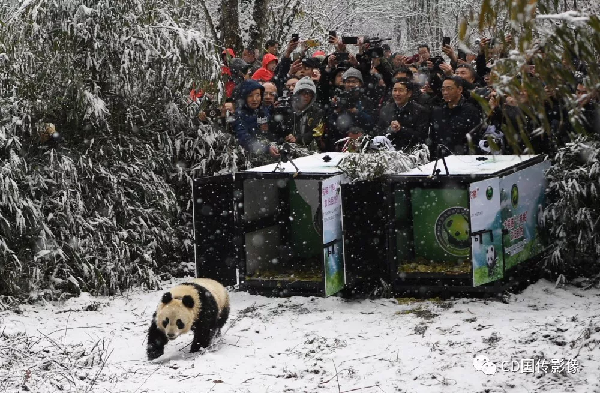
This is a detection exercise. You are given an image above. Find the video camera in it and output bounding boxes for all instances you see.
[363,36,391,58]
[331,90,360,110]
[274,89,297,114]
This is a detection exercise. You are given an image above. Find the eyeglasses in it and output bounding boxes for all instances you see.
[441,86,457,91]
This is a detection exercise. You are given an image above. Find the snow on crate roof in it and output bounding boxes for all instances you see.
[245,152,350,174]
[399,155,542,176]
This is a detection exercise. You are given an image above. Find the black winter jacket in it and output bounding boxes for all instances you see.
[377,100,430,150]
[271,97,325,147]
[430,97,482,157]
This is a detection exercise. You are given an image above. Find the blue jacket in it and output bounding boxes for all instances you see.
[234,80,272,154]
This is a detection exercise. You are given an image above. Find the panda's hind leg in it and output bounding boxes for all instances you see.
[217,306,230,329]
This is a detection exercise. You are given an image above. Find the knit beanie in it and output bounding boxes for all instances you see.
[293,77,317,95]
[342,67,363,84]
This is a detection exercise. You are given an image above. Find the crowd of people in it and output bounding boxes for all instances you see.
[192,34,599,160]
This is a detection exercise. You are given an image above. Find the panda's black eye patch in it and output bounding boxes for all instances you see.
[162,318,169,328]
[176,319,185,329]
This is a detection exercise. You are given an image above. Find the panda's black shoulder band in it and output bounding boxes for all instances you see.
[181,283,218,308]
[181,282,220,325]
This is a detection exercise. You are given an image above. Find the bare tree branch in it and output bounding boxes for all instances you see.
[198,0,219,45]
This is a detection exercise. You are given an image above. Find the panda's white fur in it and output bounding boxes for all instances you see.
[147,278,230,360]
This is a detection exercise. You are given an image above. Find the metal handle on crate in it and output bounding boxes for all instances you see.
[431,145,451,177]
[470,229,494,243]
[323,239,340,255]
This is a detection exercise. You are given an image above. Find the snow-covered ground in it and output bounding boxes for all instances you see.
[1,279,599,393]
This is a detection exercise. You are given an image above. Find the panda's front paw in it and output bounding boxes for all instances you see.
[147,345,164,360]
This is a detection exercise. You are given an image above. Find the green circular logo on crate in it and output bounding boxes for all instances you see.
[435,207,471,257]
[486,186,493,200]
[511,184,519,207]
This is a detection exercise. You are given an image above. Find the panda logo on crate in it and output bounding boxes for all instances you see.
[486,245,497,277]
[146,278,230,360]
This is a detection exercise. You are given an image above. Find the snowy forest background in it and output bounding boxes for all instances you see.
[1,0,600,301]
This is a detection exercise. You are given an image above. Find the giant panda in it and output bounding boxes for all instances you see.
[146,278,230,360]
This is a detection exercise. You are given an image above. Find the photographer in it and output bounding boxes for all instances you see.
[391,52,409,71]
[271,77,325,148]
[355,37,394,88]
[196,99,237,134]
[407,44,431,67]
[418,52,450,110]
[377,78,430,151]
[234,80,279,158]
[284,77,299,95]
[242,46,262,75]
[271,38,300,94]
[229,58,252,100]
[325,67,374,151]
[321,49,352,106]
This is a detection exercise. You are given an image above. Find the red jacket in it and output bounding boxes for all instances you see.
[251,53,278,82]
[221,48,236,97]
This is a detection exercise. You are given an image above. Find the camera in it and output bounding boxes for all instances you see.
[431,55,445,71]
[275,95,293,111]
[205,106,221,119]
[342,36,358,45]
[331,90,359,110]
[334,52,349,62]
[291,34,299,42]
[363,36,391,58]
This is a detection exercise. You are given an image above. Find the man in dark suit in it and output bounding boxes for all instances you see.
[377,78,430,151]
[430,76,482,157]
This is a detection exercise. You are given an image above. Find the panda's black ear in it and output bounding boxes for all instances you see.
[162,292,173,304]
[182,295,195,308]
